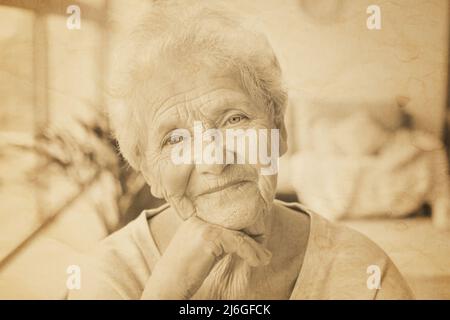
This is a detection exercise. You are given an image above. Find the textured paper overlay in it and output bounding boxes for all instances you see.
[0,0,449,299]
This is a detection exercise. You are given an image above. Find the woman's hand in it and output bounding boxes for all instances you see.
[141,216,271,299]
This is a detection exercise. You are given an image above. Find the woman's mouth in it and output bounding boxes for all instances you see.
[197,180,250,197]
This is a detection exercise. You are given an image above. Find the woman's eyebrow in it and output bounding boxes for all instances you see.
[150,95,253,137]
[151,111,184,142]
[152,88,229,122]
[155,120,181,140]
[200,99,253,118]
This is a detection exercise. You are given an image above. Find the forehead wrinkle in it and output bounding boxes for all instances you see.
[152,89,244,133]
[151,95,220,131]
[198,92,249,116]
[152,88,227,123]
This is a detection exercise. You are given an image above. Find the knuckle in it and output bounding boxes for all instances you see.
[201,226,221,242]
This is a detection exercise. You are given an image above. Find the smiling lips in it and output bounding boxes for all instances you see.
[197,180,251,197]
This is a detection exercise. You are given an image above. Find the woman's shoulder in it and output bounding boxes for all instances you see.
[68,207,168,299]
[276,200,414,299]
[276,199,390,260]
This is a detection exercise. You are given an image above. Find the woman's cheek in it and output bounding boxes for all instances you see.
[158,159,194,197]
[257,174,277,207]
[158,159,197,219]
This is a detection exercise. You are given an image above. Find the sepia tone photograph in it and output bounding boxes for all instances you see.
[0,0,449,302]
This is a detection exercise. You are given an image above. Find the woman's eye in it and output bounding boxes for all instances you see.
[226,114,247,125]
[165,134,184,146]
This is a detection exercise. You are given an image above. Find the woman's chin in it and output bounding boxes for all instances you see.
[194,184,267,230]
[197,205,264,230]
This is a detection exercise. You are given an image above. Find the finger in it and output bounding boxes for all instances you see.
[169,195,196,220]
[242,236,272,264]
[218,229,272,267]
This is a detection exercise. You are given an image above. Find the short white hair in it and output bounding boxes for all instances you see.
[108,0,288,170]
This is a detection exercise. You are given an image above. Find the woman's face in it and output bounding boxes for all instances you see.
[139,73,281,235]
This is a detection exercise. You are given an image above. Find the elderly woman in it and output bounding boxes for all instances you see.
[69,1,413,299]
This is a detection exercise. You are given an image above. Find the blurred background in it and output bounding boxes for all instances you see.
[0,0,449,299]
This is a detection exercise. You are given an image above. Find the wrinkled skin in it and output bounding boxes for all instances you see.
[137,72,299,299]
[139,74,281,238]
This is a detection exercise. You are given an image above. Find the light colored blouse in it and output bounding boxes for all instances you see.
[68,200,414,299]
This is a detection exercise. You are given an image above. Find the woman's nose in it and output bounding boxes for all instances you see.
[195,163,228,175]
